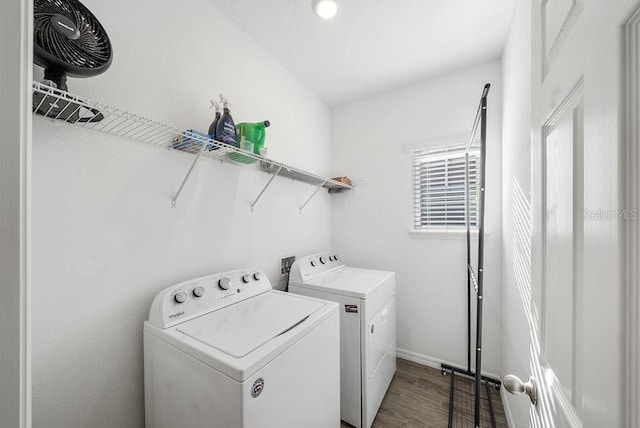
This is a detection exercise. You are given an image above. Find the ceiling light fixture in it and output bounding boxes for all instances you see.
[312,0,338,19]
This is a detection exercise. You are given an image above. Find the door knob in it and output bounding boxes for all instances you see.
[503,375,538,405]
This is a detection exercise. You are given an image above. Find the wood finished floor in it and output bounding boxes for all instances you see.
[340,359,508,428]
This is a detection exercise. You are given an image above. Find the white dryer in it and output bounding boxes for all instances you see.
[144,269,340,428]
[289,253,396,428]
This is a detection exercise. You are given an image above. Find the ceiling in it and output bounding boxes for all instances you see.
[209,0,516,107]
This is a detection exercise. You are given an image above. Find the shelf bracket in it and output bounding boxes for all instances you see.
[250,166,283,211]
[299,181,326,212]
[171,137,210,208]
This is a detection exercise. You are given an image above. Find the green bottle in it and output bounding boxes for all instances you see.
[235,120,270,154]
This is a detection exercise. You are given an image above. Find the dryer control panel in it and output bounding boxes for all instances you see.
[289,252,345,283]
[147,269,272,329]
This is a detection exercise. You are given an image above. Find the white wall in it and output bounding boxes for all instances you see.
[331,61,503,375]
[500,0,531,425]
[31,0,333,426]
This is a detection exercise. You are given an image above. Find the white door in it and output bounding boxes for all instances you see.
[505,0,640,426]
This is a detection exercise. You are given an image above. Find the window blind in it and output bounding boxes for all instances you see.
[412,144,480,229]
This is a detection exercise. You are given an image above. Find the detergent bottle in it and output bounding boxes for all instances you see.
[215,95,237,147]
[235,120,270,154]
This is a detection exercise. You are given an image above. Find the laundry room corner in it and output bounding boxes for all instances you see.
[30,0,336,426]
[330,60,504,376]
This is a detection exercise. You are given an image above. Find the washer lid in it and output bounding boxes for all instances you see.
[291,267,395,299]
[176,291,324,358]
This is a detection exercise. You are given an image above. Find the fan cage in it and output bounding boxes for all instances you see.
[33,0,112,77]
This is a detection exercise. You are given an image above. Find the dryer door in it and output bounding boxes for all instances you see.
[366,295,396,379]
[364,295,396,427]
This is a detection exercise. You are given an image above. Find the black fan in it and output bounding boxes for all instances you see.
[33,0,113,122]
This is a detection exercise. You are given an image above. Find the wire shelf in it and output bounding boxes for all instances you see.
[32,81,351,208]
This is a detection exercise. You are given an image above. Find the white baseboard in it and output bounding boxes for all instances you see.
[396,348,446,370]
[500,384,516,428]
[396,347,501,380]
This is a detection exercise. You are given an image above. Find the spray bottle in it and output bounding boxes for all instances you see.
[215,94,237,147]
[208,99,221,140]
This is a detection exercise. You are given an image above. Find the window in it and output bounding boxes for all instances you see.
[412,144,480,230]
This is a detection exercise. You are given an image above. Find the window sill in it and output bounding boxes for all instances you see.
[409,229,491,240]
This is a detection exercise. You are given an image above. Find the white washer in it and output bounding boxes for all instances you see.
[144,269,340,428]
[289,253,396,428]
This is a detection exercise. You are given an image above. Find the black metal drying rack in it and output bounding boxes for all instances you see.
[441,84,501,428]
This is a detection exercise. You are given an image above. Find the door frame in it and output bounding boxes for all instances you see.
[625,6,640,428]
[0,0,32,426]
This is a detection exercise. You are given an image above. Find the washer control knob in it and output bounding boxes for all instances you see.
[310,260,316,267]
[241,274,251,283]
[334,255,339,261]
[193,286,204,298]
[174,291,187,304]
[218,277,231,290]
[253,272,262,281]
[320,256,326,264]
[329,256,334,261]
